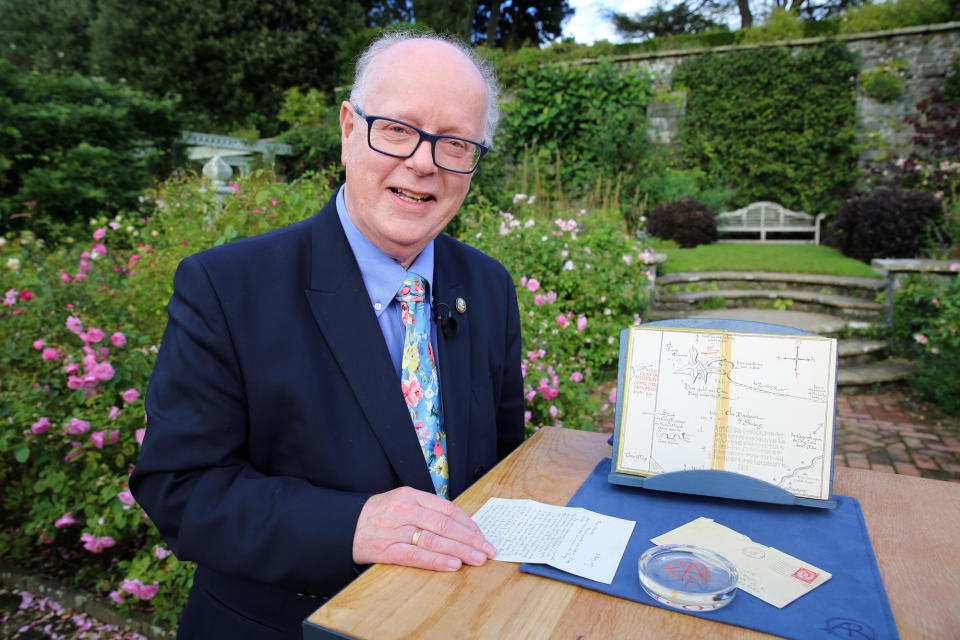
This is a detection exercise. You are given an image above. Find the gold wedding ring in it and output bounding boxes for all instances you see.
[411,528,423,546]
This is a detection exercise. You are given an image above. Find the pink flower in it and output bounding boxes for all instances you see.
[90,431,106,449]
[67,375,85,389]
[84,327,105,343]
[914,333,929,345]
[524,410,532,423]
[54,512,77,528]
[80,532,116,553]
[31,417,51,434]
[33,339,44,350]
[570,372,584,382]
[548,405,558,418]
[526,278,540,292]
[108,591,124,604]
[108,406,121,419]
[117,490,135,505]
[400,378,423,407]
[576,316,588,331]
[41,348,58,361]
[121,388,139,403]
[92,227,106,240]
[534,294,547,306]
[63,362,80,374]
[91,243,107,256]
[18,290,33,301]
[546,291,558,304]
[271,199,278,207]
[136,428,146,446]
[556,314,569,329]
[60,272,73,283]
[608,388,618,404]
[155,546,171,560]
[110,332,126,347]
[92,362,115,381]
[109,429,119,445]
[121,578,159,600]
[932,347,940,354]
[66,418,91,435]
[65,316,83,334]
[950,262,959,272]
[64,442,82,463]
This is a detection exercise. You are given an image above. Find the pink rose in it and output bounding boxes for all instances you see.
[608,388,617,404]
[60,272,73,283]
[526,278,540,292]
[63,362,80,374]
[524,410,532,424]
[67,375,85,389]
[84,327,105,343]
[117,490,135,505]
[92,227,106,240]
[18,290,33,301]
[155,547,171,560]
[31,417,51,434]
[110,332,126,347]
[32,339,44,350]
[41,348,58,361]
[81,533,116,553]
[109,429,119,445]
[556,314,569,329]
[108,406,121,419]
[92,362,115,381]
[66,418,90,435]
[546,291,558,304]
[576,316,588,331]
[400,378,423,408]
[570,372,584,382]
[135,428,146,446]
[90,431,106,449]
[534,294,546,306]
[108,591,124,604]
[65,316,83,334]
[54,512,77,528]
[91,242,106,256]
[122,388,139,403]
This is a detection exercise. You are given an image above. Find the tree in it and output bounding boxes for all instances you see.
[474,1,574,48]
[0,0,96,73]
[611,1,723,39]
[87,0,367,133]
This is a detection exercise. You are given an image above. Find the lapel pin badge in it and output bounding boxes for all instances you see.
[455,297,467,314]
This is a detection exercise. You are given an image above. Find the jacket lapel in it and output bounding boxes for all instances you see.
[433,235,471,498]
[303,196,434,493]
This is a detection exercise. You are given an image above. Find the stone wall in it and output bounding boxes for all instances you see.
[572,22,960,166]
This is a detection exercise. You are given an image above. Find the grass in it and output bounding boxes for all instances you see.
[661,244,884,277]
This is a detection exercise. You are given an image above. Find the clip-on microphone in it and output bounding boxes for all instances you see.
[432,301,459,338]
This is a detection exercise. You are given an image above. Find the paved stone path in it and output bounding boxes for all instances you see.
[835,387,960,483]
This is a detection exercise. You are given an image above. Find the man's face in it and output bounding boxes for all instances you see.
[340,40,488,267]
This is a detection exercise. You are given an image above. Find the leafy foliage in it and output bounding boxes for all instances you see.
[496,60,653,204]
[839,0,955,33]
[861,59,907,103]
[674,41,860,215]
[647,198,718,248]
[890,271,960,414]
[610,2,724,39]
[833,189,944,262]
[740,7,804,43]
[0,61,181,239]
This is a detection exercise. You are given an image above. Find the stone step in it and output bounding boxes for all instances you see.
[653,288,883,320]
[838,358,915,386]
[839,338,890,365]
[656,271,884,299]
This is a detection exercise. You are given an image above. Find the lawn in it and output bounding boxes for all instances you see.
[660,244,884,277]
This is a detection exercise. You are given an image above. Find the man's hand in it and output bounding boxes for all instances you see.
[352,486,497,571]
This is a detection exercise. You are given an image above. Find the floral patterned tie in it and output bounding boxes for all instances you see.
[395,273,448,497]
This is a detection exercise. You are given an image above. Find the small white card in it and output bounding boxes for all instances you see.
[472,497,635,584]
[651,517,832,608]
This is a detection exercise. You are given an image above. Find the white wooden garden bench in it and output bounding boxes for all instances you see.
[716,201,825,244]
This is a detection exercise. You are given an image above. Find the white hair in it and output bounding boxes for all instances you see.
[349,30,500,147]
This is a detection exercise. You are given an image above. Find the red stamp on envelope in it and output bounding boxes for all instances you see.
[793,567,819,583]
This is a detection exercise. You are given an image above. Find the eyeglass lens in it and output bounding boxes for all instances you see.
[368,118,481,172]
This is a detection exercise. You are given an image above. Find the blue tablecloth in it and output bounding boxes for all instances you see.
[520,458,898,640]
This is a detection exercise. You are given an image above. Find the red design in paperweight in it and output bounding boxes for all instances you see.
[666,558,710,582]
[793,567,819,583]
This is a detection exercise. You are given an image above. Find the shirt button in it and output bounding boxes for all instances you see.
[374,302,382,311]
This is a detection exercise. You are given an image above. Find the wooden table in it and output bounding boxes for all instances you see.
[305,427,960,639]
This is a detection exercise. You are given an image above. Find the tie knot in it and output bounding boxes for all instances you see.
[395,273,427,303]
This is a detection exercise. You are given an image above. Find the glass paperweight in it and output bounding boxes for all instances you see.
[638,544,738,612]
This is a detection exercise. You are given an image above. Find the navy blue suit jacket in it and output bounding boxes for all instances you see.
[130,193,524,639]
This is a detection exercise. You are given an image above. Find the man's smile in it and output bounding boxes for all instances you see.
[390,187,434,203]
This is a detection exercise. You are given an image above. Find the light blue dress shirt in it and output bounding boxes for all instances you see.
[335,186,439,378]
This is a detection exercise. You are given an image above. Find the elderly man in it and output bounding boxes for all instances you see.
[130,32,524,639]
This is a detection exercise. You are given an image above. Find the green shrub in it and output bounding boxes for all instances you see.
[839,0,953,33]
[834,189,944,262]
[740,8,804,44]
[890,271,960,414]
[646,198,717,248]
[0,61,181,240]
[674,41,859,215]
[461,199,657,432]
[0,168,336,625]
[861,60,907,103]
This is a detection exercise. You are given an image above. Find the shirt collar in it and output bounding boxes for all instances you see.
[336,186,435,317]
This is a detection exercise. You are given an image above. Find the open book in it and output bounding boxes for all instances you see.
[611,326,838,503]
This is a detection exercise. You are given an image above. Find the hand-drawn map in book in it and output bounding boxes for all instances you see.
[614,326,838,501]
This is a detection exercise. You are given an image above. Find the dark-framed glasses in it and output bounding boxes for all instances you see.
[352,104,488,174]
